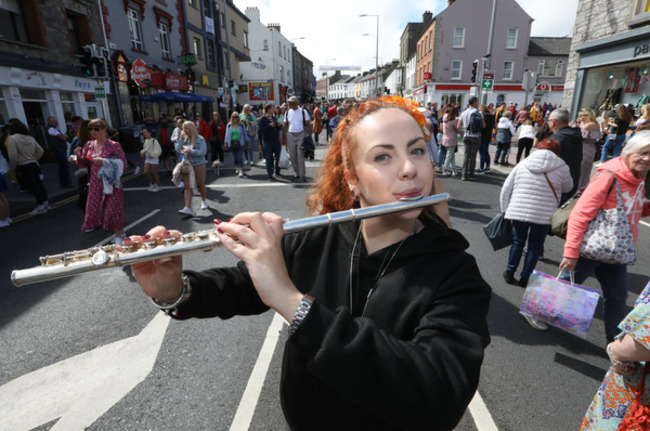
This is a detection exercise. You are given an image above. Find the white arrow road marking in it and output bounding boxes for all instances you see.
[0,312,170,431]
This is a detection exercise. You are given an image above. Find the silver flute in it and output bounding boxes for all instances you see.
[11,193,450,286]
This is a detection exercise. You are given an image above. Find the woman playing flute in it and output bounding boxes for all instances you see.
[131,97,491,431]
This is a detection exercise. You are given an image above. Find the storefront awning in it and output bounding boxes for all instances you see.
[140,91,214,103]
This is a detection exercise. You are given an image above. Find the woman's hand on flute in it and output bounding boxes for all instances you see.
[216,213,303,322]
[130,226,185,304]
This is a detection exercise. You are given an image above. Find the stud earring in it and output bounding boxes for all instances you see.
[350,188,359,201]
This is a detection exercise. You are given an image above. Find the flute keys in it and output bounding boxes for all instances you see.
[142,235,158,249]
[91,250,110,266]
[162,231,180,245]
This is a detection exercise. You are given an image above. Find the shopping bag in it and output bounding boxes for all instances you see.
[279,146,290,169]
[519,270,600,338]
[482,212,512,251]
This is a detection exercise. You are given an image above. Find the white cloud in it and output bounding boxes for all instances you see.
[232,0,579,78]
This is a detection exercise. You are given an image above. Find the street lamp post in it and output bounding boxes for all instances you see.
[360,14,379,98]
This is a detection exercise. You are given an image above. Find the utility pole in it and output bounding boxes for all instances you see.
[484,0,498,105]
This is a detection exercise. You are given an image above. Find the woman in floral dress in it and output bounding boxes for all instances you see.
[581,280,650,430]
[73,118,127,244]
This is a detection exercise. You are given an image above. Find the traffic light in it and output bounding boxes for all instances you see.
[80,45,94,78]
[424,84,428,94]
[471,60,478,83]
[94,46,109,79]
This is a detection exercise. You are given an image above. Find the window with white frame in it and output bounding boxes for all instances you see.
[127,7,143,50]
[207,41,215,67]
[263,39,268,50]
[159,20,171,59]
[503,61,513,80]
[231,20,236,36]
[453,27,465,48]
[537,59,564,77]
[506,28,518,49]
[0,0,28,43]
[243,31,248,48]
[451,60,462,79]
[634,0,650,15]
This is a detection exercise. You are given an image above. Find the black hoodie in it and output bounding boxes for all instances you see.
[179,219,492,431]
[550,125,583,197]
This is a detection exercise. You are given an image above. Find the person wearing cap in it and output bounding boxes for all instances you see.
[282,96,311,182]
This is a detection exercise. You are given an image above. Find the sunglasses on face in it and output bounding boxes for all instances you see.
[90,127,102,132]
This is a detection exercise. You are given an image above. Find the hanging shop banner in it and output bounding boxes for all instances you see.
[249,80,274,101]
[131,59,151,88]
[165,73,188,91]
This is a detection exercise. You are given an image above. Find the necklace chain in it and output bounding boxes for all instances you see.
[349,223,413,316]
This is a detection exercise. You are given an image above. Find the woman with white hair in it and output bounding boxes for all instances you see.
[177,121,208,216]
[560,130,650,342]
[241,104,258,165]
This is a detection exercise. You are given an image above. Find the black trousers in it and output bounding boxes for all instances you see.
[17,162,48,205]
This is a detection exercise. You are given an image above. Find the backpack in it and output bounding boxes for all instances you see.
[467,110,483,134]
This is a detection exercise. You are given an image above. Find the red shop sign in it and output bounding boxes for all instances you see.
[165,73,188,91]
[131,59,151,88]
[423,72,432,81]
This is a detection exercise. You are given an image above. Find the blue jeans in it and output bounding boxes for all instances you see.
[507,221,550,280]
[478,138,491,170]
[600,133,626,161]
[244,136,255,162]
[54,148,72,186]
[438,145,447,167]
[231,148,243,167]
[495,141,510,164]
[263,139,281,178]
[560,257,628,342]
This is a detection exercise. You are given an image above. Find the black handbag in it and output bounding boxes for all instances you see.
[301,135,315,158]
[483,212,513,251]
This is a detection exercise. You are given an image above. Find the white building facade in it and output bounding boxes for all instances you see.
[239,8,293,106]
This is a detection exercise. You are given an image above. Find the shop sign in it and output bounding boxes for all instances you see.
[131,59,151,88]
[634,43,650,58]
[201,75,209,86]
[413,87,424,95]
[95,86,105,99]
[536,81,552,92]
[251,62,266,70]
[423,72,432,81]
[181,54,196,65]
[249,81,274,101]
[238,84,248,92]
[164,73,188,91]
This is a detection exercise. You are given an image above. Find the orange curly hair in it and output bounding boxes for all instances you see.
[306,97,431,215]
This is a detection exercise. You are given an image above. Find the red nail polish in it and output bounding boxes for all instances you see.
[217,228,224,234]
[226,218,232,222]
[143,234,151,239]
[164,230,171,235]
[213,219,222,225]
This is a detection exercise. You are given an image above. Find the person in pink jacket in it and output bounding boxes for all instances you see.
[559,131,650,342]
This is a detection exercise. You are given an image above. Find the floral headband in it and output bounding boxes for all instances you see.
[378,95,427,130]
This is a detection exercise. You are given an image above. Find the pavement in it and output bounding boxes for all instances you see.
[0,138,516,221]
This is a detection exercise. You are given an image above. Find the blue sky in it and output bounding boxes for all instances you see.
[232,0,579,76]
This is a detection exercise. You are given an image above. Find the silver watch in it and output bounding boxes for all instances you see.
[288,294,315,335]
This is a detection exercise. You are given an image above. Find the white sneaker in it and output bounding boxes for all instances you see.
[178,207,194,216]
[244,160,251,166]
[238,170,244,177]
[29,205,47,216]
[0,220,10,228]
[522,314,549,331]
[152,184,162,192]
[200,201,209,210]
[148,184,154,192]
[43,200,51,209]
[176,181,185,188]
[134,167,141,174]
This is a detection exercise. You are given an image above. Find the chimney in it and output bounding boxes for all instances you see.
[423,10,433,22]
[268,23,281,32]
[245,7,260,23]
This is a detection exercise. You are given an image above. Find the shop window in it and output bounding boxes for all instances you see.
[128,7,144,51]
[429,30,433,51]
[503,61,514,80]
[159,20,171,59]
[0,0,28,43]
[453,27,465,48]
[506,28,518,49]
[537,59,563,77]
[451,60,462,80]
